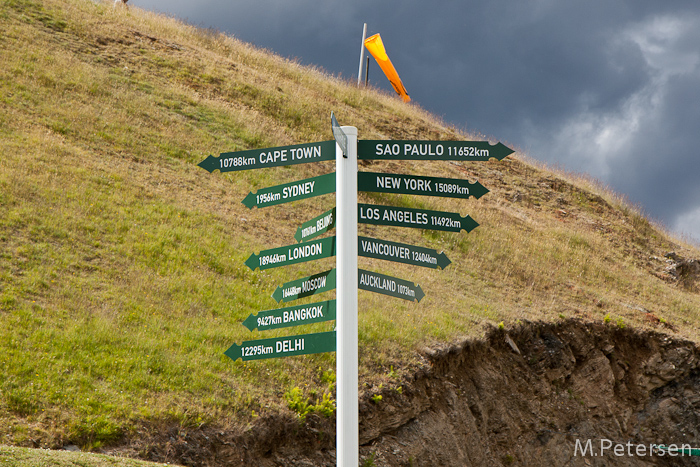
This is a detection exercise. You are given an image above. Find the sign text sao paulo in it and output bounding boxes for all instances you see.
[358,140,514,161]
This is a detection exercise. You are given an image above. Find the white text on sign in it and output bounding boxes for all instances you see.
[373,143,489,158]
[260,146,323,164]
[359,206,429,225]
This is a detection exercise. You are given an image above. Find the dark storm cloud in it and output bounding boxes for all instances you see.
[608,70,700,232]
[390,1,655,133]
[136,0,700,242]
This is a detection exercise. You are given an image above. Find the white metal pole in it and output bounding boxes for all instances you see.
[336,126,358,467]
[357,23,367,86]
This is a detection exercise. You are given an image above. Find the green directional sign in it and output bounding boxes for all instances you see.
[224,331,336,361]
[198,141,335,173]
[358,269,425,302]
[358,172,488,199]
[246,237,336,270]
[242,173,335,209]
[294,208,336,243]
[358,236,450,269]
[358,140,514,161]
[242,300,336,331]
[271,269,336,303]
[358,203,479,233]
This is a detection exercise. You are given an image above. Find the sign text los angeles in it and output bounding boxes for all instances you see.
[358,203,478,233]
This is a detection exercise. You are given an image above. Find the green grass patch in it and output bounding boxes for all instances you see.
[0,445,178,467]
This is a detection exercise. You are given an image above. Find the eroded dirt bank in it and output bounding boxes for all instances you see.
[117,320,700,466]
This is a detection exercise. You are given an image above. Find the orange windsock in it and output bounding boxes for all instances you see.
[364,33,410,102]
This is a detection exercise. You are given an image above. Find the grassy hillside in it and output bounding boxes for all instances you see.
[0,445,177,467]
[1,0,699,458]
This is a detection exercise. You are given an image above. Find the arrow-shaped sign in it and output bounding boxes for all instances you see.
[242,173,335,209]
[358,140,514,161]
[224,331,336,361]
[358,172,488,200]
[358,269,425,302]
[198,141,335,173]
[358,203,479,233]
[245,237,336,270]
[358,236,451,269]
[271,269,336,303]
[294,208,336,243]
[242,300,337,331]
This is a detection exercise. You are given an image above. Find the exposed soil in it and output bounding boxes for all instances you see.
[105,319,700,466]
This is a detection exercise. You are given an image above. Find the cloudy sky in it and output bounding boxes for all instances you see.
[137,0,700,244]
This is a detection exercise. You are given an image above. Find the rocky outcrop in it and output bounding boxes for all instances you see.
[359,321,700,466]
[665,252,700,291]
[111,320,700,466]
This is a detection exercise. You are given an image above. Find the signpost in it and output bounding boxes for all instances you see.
[197,115,513,467]
[358,203,479,233]
[242,300,336,332]
[241,173,335,209]
[358,172,489,199]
